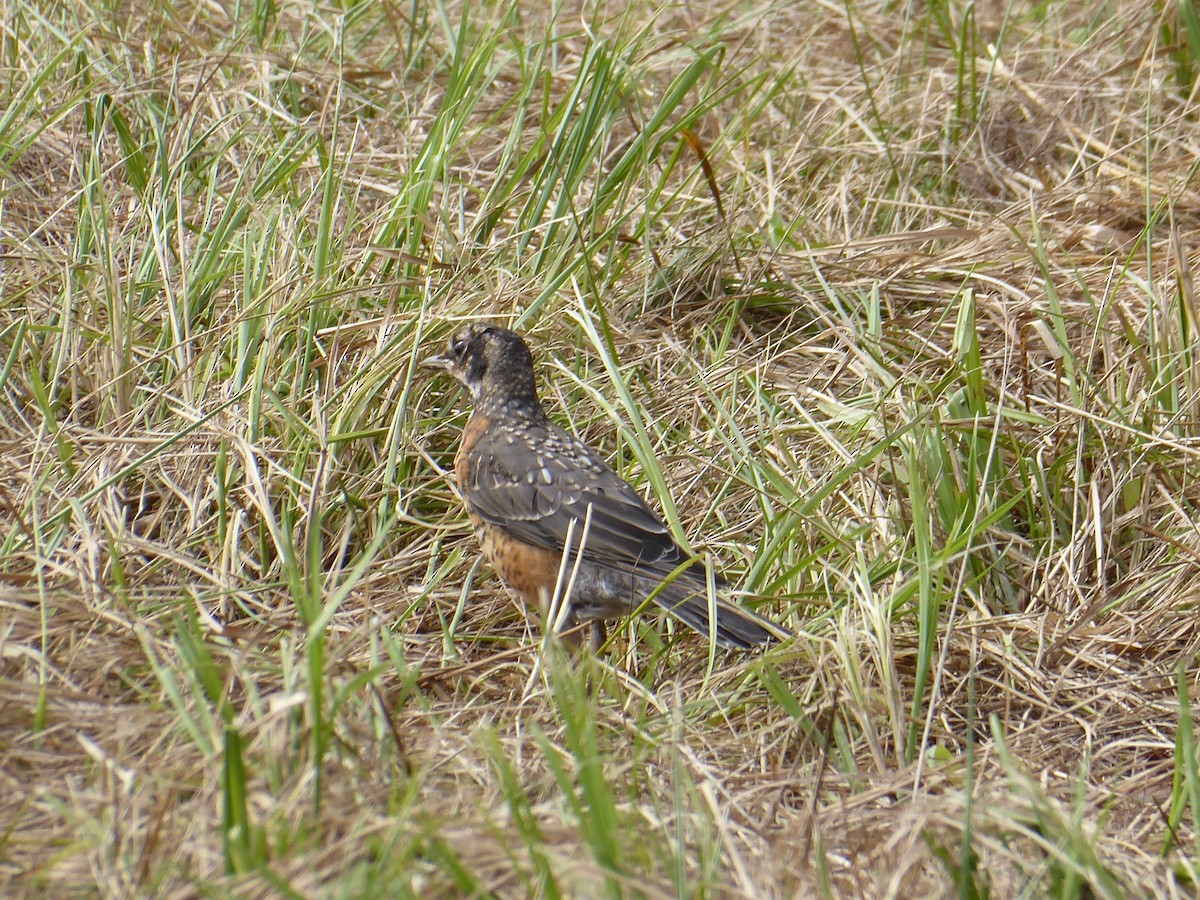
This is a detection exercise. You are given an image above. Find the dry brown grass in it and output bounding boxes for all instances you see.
[3,0,1200,896]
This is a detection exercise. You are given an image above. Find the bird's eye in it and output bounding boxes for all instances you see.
[450,337,469,358]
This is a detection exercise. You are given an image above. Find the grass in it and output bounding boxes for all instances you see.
[2,0,1199,895]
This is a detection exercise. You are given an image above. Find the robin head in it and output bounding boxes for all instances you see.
[422,322,538,406]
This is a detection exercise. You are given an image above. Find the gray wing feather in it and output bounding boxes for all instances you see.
[462,420,789,648]
[463,425,706,582]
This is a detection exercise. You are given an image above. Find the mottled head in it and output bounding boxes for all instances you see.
[422,322,539,407]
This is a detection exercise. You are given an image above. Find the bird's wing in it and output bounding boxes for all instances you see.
[462,427,701,581]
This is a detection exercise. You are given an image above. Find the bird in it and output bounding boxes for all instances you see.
[422,321,790,650]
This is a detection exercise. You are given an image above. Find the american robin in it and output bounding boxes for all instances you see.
[423,322,790,650]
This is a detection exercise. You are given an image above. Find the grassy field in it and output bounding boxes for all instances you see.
[2,0,1199,895]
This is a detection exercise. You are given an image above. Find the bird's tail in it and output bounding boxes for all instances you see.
[651,577,791,650]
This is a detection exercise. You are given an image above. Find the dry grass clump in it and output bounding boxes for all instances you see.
[3,0,1200,895]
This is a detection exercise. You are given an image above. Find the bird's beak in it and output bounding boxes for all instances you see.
[420,352,453,371]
